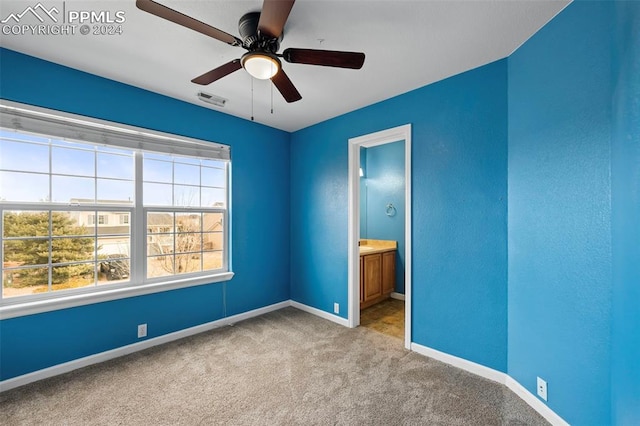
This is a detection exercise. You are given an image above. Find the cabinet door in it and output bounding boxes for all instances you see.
[382,251,396,294]
[360,256,364,303]
[363,253,382,301]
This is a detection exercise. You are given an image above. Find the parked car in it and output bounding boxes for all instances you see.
[100,255,130,281]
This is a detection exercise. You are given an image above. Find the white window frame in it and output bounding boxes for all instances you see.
[0,101,233,320]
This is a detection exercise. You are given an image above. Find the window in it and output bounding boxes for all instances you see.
[0,101,231,312]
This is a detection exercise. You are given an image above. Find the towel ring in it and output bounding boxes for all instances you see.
[385,203,397,217]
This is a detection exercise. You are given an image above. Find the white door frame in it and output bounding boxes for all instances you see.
[348,124,412,349]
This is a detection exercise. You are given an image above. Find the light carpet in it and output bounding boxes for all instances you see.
[1,307,549,425]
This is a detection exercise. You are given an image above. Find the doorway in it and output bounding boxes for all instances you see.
[348,124,412,349]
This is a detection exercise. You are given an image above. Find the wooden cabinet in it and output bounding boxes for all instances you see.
[363,253,382,302]
[360,250,396,309]
[359,256,364,303]
[382,251,396,295]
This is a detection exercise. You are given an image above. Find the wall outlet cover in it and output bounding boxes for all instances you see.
[137,323,147,338]
[537,377,548,401]
[333,303,339,314]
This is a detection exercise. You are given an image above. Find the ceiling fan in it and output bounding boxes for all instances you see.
[136,0,366,103]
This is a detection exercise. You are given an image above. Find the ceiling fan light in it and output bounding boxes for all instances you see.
[242,52,280,80]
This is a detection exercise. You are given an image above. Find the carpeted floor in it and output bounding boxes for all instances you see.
[1,307,549,425]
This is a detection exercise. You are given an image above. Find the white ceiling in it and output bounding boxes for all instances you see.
[0,0,569,132]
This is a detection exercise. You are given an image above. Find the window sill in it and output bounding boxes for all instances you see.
[0,272,234,320]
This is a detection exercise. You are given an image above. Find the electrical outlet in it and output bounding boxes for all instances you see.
[137,323,147,338]
[333,303,339,314]
[537,377,548,401]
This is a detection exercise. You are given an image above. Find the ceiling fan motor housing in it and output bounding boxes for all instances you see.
[238,12,281,52]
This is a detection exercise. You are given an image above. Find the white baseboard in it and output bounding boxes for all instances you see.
[390,292,405,301]
[505,376,570,426]
[410,343,569,426]
[289,300,350,327]
[411,342,508,384]
[0,300,290,392]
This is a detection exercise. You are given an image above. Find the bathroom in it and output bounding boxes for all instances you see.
[359,140,405,339]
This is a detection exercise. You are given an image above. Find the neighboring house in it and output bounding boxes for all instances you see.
[69,198,132,257]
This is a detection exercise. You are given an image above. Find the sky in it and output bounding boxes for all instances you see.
[0,129,226,207]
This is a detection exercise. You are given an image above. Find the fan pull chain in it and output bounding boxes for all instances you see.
[251,77,254,121]
[271,81,274,115]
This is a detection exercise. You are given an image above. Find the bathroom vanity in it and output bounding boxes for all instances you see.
[359,239,396,309]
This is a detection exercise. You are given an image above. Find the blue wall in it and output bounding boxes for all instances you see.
[0,48,291,380]
[2,3,638,424]
[611,1,640,424]
[291,60,509,372]
[508,2,615,424]
[361,142,406,293]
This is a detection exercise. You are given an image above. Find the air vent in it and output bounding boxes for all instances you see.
[197,92,227,107]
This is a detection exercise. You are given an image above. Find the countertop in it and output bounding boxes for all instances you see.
[359,239,397,256]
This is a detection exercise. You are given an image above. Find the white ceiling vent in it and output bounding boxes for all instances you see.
[197,92,227,107]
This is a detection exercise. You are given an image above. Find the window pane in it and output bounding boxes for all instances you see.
[3,238,49,266]
[97,153,134,180]
[0,129,49,144]
[3,211,50,237]
[52,146,95,176]
[147,255,174,278]
[202,159,225,169]
[203,232,224,251]
[143,158,172,183]
[98,236,131,260]
[201,187,226,207]
[174,163,199,185]
[174,185,199,207]
[147,212,174,234]
[203,251,223,271]
[69,211,97,232]
[97,179,134,204]
[203,213,223,232]
[176,213,201,232]
[98,255,130,283]
[144,182,172,206]
[176,253,201,274]
[50,139,86,149]
[3,266,49,298]
[0,140,49,173]
[174,157,200,166]
[52,175,95,203]
[201,166,225,188]
[52,211,94,236]
[147,234,173,256]
[52,237,96,263]
[51,263,95,292]
[94,211,131,236]
[175,233,202,253]
[0,171,49,202]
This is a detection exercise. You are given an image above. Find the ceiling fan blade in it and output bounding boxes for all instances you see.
[136,0,242,46]
[192,59,242,85]
[271,69,302,103]
[283,48,365,69]
[258,0,295,39]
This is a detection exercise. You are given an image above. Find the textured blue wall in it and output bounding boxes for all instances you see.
[362,142,406,293]
[507,3,613,424]
[611,1,640,424]
[291,60,508,372]
[0,49,291,380]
